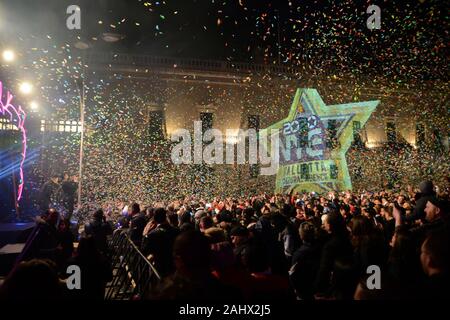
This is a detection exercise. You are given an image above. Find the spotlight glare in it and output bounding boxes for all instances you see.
[2,49,15,62]
[19,82,33,94]
[30,101,39,111]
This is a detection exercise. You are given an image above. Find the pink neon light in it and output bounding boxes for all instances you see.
[0,81,27,201]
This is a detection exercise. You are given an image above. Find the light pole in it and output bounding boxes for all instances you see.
[73,35,123,212]
[76,74,85,211]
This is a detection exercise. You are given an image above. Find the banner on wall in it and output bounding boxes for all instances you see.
[259,88,380,194]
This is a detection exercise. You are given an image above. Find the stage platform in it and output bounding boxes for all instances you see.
[0,222,34,232]
[0,222,35,247]
[0,223,34,276]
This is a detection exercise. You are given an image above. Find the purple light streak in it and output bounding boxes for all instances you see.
[0,81,27,201]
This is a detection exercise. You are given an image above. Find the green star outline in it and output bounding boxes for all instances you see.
[260,88,380,193]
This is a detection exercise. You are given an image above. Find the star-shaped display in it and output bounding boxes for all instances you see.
[260,88,380,193]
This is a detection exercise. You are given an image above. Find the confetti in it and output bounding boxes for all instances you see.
[0,0,446,211]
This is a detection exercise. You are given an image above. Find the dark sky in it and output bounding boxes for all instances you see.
[0,0,447,80]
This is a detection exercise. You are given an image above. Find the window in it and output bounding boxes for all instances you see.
[352,120,363,146]
[247,115,260,131]
[0,118,18,131]
[297,117,309,147]
[40,119,81,132]
[200,112,214,144]
[416,123,425,147]
[386,121,396,144]
[200,112,213,133]
[330,164,338,179]
[248,115,260,177]
[431,128,444,151]
[148,110,165,140]
[353,121,361,138]
[326,119,338,149]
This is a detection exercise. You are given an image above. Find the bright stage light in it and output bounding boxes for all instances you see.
[19,82,33,94]
[225,135,239,145]
[30,101,39,111]
[2,49,15,62]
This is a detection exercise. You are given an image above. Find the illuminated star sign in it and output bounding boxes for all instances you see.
[260,88,379,193]
[0,81,27,201]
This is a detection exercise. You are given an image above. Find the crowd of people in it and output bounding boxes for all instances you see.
[38,172,78,219]
[0,179,449,300]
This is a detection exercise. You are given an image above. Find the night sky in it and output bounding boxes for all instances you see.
[0,0,447,81]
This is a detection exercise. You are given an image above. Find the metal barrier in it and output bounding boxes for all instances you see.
[105,230,161,300]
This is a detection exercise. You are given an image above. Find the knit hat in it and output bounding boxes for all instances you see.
[419,180,434,195]
[428,197,449,216]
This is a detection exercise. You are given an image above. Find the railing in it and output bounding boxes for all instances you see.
[105,230,161,300]
[84,52,445,92]
[85,51,304,76]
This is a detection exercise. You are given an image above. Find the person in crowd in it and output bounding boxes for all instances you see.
[141,207,179,277]
[290,222,321,300]
[241,207,258,228]
[84,209,113,254]
[339,204,353,224]
[0,259,64,300]
[216,210,234,237]
[7,175,450,301]
[179,209,195,232]
[408,180,437,223]
[65,236,113,299]
[270,213,300,265]
[314,211,356,299]
[39,174,60,212]
[291,203,305,230]
[380,205,396,243]
[254,204,273,243]
[350,215,389,277]
[151,230,239,300]
[194,207,207,230]
[199,215,214,232]
[61,173,78,219]
[241,242,295,300]
[56,218,74,271]
[21,208,61,262]
[129,206,148,246]
[394,195,449,243]
[207,227,255,300]
[230,225,251,268]
[386,226,424,298]
[143,207,157,236]
[167,212,180,230]
[420,230,450,299]
[117,203,140,229]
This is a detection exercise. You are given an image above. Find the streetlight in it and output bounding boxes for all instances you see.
[73,35,124,210]
[19,82,33,95]
[2,49,15,62]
